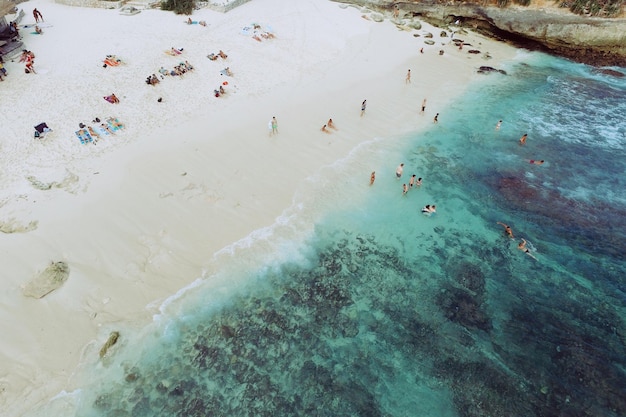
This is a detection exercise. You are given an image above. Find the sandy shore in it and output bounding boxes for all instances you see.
[0,0,518,415]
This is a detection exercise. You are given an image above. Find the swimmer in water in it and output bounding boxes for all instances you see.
[497,221,514,238]
[529,159,545,165]
[518,238,537,260]
[421,204,436,214]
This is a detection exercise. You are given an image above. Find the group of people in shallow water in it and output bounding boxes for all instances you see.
[493,123,544,260]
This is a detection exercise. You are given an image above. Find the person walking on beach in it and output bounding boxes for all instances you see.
[321,124,330,133]
[361,99,367,117]
[519,133,527,145]
[327,118,337,130]
[497,222,514,238]
[33,8,43,23]
[433,113,439,123]
[420,98,427,114]
[370,171,376,186]
[518,238,537,260]
[406,69,411,84]
[396,163,404,179]
[271,117,278,135]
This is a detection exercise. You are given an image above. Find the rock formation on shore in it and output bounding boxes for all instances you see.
[333,0,626,67]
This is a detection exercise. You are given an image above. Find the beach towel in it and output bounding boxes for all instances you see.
[75,129,93,144]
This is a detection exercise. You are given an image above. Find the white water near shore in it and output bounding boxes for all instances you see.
[0,1,519,415]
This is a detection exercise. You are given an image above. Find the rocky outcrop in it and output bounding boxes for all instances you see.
[333,0,626,67]
[22,261,70,299]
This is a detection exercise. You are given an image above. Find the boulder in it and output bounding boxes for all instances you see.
[99,331,120,358]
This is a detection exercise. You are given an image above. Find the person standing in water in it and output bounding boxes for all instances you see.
[396,163,404,179]
[519,133,528,145]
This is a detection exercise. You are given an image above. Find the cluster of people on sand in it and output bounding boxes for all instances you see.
[157,61,194,78]
[207,50,228,61]
[19,50,36,74]
[214,83,228,98]
[103,55,123,68]
[75,117,124,144]
[186,17,207,26]
[320,119,337,133]
[166,47,184,56]
[146,74,160,85]
[8,21,19,39]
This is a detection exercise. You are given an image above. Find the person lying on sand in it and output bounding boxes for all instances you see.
[220,67,233,76]
[107,117,124,129]
[218,50,228,59]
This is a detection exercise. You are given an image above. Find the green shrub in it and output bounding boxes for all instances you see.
[161,0,194,15]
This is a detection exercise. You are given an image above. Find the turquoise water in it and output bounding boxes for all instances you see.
[63,52,625,417]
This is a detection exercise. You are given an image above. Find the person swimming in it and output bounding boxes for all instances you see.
[497,221,514,238]
[421,204,436,214]
[518,238,537,260]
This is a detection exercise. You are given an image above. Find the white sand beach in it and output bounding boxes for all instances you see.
[0,0,518,415]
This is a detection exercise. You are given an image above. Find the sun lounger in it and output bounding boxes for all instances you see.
[75,129,93,144]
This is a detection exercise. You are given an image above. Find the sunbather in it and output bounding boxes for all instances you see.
[87,126,100,139]
[107,117,124,129]
[220,67,233,77]
[100,123,115,135]
[218,50,228,59]
[207,53,218,61]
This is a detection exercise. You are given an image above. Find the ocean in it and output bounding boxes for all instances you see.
[41,51,625,417]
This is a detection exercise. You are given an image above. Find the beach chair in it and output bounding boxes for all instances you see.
[34,122,52,139]
[75,129,93,144]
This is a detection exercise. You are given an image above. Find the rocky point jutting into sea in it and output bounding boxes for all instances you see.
[333,0,626,68]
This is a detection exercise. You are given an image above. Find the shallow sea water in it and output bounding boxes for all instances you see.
[49,52,625,417]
